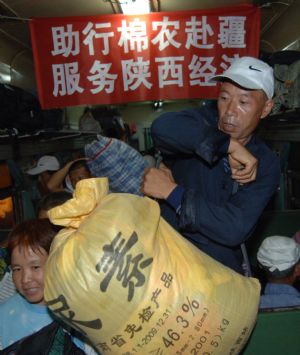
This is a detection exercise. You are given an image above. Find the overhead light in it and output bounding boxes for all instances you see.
[120,0,150,15]
[152,100,163,110]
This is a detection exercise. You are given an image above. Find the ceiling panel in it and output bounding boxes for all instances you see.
[0,0,297,51]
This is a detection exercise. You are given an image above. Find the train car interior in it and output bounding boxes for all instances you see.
[0,1,300,354]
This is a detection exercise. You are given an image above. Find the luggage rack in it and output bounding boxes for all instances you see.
[0,129,97,160]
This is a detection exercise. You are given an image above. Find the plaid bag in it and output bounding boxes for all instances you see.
[85,136,147,195]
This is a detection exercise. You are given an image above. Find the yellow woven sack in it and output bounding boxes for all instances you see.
[45,178,260,355]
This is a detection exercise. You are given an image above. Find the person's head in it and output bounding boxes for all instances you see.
[211,56,274,145]
[37,191,73,219]
[257,235,300,284]
[68,160,91,188]
[8,219,57,305]
[26,155,60,186]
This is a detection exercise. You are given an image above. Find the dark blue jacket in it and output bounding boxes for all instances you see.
[151,106,280,274]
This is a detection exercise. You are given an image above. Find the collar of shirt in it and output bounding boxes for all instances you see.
[264,283,300,296]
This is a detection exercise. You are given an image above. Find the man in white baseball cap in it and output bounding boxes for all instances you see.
[26,155,60,196]
[142,56,280,275]
[257,236,300,309]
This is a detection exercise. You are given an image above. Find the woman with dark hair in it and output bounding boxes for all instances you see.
[0,219,97,354]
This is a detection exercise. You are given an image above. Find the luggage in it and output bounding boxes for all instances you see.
[0,84,63,134]
[45,178,261,355]
[85,135,147,195]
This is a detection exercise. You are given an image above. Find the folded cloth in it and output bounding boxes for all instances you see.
[85,135,147,195]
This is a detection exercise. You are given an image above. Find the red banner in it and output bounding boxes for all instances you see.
[29,4,260,109]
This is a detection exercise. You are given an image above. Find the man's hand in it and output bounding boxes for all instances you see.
[228,138,258,184]
[142,163,177,199]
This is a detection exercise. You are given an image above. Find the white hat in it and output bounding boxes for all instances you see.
[257,236,300,272]
[211,56,274,99]
[26,155,60,175]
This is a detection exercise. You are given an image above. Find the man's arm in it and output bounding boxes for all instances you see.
[151,107,230,164]
[228,138,258,183]
[152,107,256,184]
[142,139,258,198]
[178,156,280,246]
[47,158,87,192]
[46,161,74,192]
[143,155,279,246]
[142,163,177,199]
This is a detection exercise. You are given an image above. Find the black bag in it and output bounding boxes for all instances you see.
[0,84,63,134]
[0,84,19,130]
[0,321,85,355]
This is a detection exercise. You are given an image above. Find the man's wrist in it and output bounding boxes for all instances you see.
[162,182,177,200]
[228,137,239,154]
[166,185,184,212]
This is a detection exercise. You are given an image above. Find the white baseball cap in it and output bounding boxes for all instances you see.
[257,236,300,272]
[26,155,60,175]
[211,56,274,99]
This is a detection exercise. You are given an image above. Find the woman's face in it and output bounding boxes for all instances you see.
[11,245,48,305]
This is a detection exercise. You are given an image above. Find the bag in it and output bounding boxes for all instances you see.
[0,322,85,355]
[85,135,147,195]
[0,84,63,134]
[79,110,101,133]
[45,178,260,355]
[42,109,63,131]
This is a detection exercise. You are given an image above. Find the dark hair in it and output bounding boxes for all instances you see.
[68,160,90,174]
[7,219,57,256]
[259,262,298,280]
[38,191,72,212]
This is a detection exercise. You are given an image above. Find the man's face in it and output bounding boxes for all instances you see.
[38,171,51,185]
[69,166,91,188]
[217,82,273,145]
[11,245,48,304]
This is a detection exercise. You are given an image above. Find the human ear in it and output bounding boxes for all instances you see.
[260,99,274,119]
[294,263,300,278]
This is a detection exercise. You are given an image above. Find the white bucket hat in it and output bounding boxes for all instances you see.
[257,236,300,272]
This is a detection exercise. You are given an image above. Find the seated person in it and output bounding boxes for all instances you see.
[1,191,71,304]
[68,160,92,191]
[26,155,61,196]
[47,159,91,193]
[257,235,300,309]
[0,219,97,353]
[37,190,72,219]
